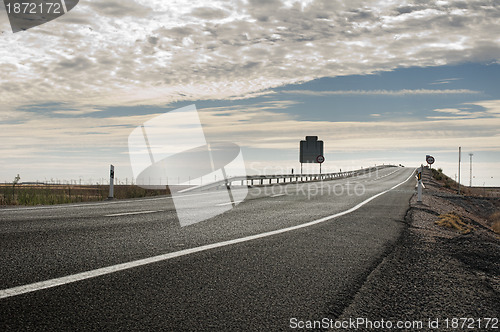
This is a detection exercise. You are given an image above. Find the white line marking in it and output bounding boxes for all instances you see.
[105,210,162,217]
[215,200,243,206]
[271,194,286,197]
[0,169,414,300]
[178,186,201,193]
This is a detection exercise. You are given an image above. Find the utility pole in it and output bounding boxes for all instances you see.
[458,147,461,194]
[108,165,115,199]
[469,153,473,187]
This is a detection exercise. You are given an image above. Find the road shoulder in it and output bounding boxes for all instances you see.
[337,169,500,329]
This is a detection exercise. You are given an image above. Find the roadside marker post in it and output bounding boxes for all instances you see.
[417,164,423,203]
[108,165,115,199]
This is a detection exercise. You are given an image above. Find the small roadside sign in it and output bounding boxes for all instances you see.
[426,155,435,165]
[316,155,325,163]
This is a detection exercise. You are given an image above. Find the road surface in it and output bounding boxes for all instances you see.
[1,166,415,330]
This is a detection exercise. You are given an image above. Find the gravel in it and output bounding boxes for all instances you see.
[336,168,500,331]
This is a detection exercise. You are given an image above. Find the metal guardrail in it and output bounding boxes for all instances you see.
[180,165,396,193]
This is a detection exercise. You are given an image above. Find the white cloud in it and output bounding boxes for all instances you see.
[3,99,498,161]
[1,98,499,182]
[429,99,500,119]
[429,77,462,85]
[470,99,500,115]
[280,89,481,96]
[52,107,104,115]
[1,0,499,110]
[195,100,500,153]
[1,1,499,183]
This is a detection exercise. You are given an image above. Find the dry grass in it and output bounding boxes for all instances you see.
[435,212,474,234]
[0,184,170,206]
[490,211,500,235]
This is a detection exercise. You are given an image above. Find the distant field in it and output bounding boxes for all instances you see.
[430,168,500,198]
[466,186,500,197]
[0,184,170,206]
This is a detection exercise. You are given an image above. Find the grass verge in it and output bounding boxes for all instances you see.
[0,184,170,206]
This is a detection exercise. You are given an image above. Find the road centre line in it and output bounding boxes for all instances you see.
[0,169,414,300]
[215,201,243,206]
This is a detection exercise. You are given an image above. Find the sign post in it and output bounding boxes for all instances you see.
[108,165,115,199]
[316,155,325,174]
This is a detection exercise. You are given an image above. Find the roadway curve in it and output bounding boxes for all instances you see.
[1,166,415,330]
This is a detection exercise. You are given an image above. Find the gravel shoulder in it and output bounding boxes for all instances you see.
[337,168,500,331]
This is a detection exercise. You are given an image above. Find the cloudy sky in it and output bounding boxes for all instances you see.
[1,0,499,186]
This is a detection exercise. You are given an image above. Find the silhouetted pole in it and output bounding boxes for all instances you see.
[469,153,473,187]
[458,147,461,194]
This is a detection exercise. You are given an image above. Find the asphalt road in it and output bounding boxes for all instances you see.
[0,166,415,331]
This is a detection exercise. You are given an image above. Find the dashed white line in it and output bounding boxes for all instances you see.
[105,210,163,217]
[0,169,414,300]
[215,201,243,206]
[271,194,286,197]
